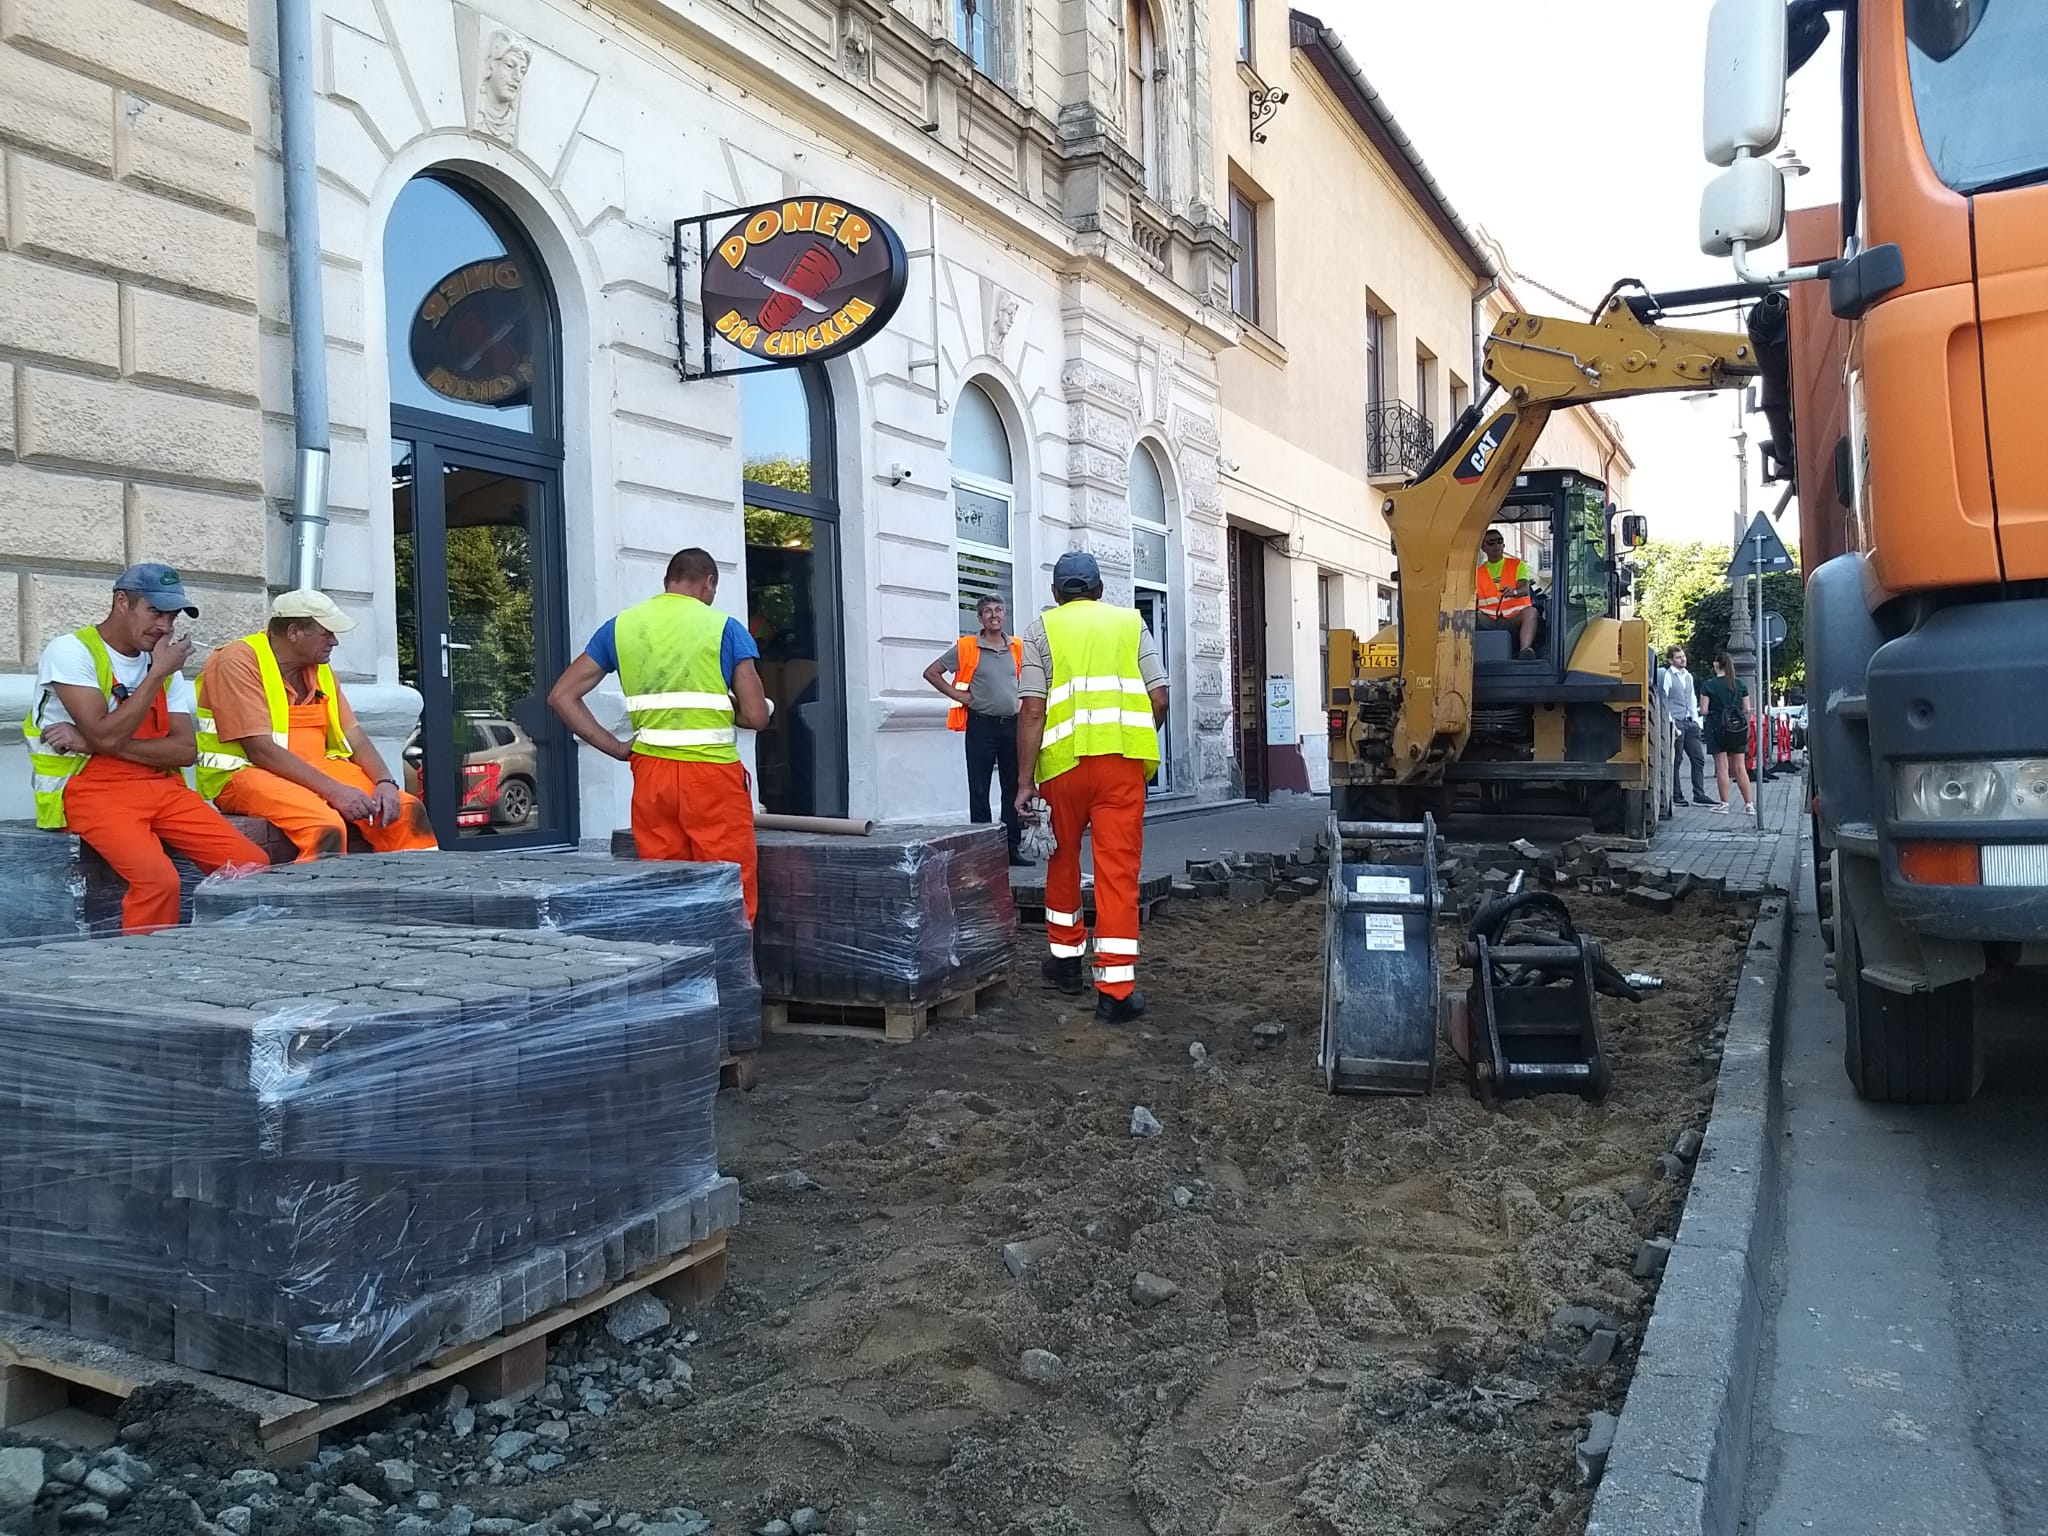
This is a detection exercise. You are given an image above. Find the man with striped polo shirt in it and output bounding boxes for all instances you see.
[546,547,772,919]
[1013,551,1169,1023]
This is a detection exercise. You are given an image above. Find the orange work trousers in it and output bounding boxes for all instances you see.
[629,755,759,922]
[63,757,270,933]
[215,701,435,860]
[1042,754,1148,1000]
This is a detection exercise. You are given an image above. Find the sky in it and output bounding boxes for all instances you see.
[1313,0,1844,550]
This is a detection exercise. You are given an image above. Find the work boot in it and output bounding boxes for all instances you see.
[1094,989,1148,1024]
[1042,954,1085,995]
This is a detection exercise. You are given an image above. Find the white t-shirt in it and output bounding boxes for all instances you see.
[33,632,195,728]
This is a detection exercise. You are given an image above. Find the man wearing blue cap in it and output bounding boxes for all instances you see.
[1013,550,1170,1022]
[23,564,268,932]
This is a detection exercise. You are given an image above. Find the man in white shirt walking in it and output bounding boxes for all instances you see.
[1659,644,1716,807]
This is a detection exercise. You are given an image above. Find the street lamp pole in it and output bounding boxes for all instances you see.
[1727,389,1757,679]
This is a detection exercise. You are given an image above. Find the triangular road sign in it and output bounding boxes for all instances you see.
[1726,512,1796,585]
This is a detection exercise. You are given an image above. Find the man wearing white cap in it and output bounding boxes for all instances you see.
[194,589,436,860]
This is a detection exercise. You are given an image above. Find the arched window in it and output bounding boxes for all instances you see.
[741,365,848,818]
[1123,0,1159,196]
[1129,444,1172,788]
[385,172,571,848]
[952,382,1016,631]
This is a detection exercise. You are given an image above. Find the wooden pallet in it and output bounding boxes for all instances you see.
[0,1233,728,1465]
[719,1051,759,1092]
[763,972,1011,1044]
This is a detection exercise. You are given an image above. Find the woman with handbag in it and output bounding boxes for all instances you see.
[1696,651,1755,817]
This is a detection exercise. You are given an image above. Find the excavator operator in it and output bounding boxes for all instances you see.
[1475,528,1538,659]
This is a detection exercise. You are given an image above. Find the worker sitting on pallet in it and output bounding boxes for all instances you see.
[1476,527,1539,659]
[23,564,270,932]
[195,590,437,860]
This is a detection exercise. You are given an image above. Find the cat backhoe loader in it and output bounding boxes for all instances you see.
[1325,288,1775,834]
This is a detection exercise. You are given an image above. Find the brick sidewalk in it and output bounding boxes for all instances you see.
[1619,769,1803,896]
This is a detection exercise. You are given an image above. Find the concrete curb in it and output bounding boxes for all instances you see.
[1587,889,1794,1536]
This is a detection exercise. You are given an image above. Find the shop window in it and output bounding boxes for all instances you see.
[385,172,572,850]
[951,382,1016,632]
[741,366,849,818]
[1130,443,1172,790]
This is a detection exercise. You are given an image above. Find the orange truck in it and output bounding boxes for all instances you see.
[1701,0,2048,1103]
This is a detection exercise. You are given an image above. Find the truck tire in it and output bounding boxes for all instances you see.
[1623,787,1649,841]
[1837,861,1979,1104]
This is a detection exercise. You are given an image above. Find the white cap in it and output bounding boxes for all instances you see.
[270,588,358,633]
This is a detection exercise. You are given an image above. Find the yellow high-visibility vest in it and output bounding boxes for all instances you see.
[616,593,739,764]
[194,632,349,800]
[1034,600,1160,784]
[21,627,153,830]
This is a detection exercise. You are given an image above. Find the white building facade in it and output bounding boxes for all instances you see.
[2,0,1246,839]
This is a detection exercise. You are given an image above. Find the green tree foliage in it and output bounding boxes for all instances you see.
[1633,540,1729,654]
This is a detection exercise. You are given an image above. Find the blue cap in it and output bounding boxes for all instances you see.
[113,562,198,617]
[1053,550,1102,594]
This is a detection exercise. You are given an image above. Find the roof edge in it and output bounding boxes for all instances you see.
[1289,10,1498,288]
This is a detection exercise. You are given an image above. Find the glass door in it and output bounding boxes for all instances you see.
[1135,589,1171,792]
[743,505,848,817]
[393,435,574,846]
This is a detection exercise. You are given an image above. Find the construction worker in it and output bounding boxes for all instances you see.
[921,594,1027,866]
[546,547,772,920]
[1476,527,1539,658]
[23,565,269,932]
[1013,551,1169,1023]
[195,590,436,860]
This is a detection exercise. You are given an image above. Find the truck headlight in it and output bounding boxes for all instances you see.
[1894,759,2048,822]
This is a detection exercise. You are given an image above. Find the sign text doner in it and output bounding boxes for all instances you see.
[694,198,908,371]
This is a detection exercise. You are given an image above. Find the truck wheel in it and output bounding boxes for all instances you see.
[1837,862,1979,1105]
[1623,788,1649,841]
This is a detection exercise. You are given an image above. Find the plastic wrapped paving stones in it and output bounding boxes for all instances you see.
[753,822,1017,1004]
[0,819,293,942]
[192,852,762,1053]
[0,919,738,1400]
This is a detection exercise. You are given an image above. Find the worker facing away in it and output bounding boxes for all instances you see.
[24,565,269,932]
[1013,550,1170,1024]
[1476,527,1539,659]
[922,594,1028,867]
[546,546,773,921]
[196,590,435,860]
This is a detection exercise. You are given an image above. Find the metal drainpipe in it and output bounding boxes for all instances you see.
[277,0,331,592]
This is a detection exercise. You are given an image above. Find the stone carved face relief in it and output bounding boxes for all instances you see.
[477,29,533,138]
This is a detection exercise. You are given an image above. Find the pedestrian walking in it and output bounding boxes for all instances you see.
[922,595,1027,866]
[547,547,772,919]
[23,564,269,931]
[1698,650,1755,817]
[1013,552,1170,1023]
[1659,644,1716,806]
[196,590,437,860]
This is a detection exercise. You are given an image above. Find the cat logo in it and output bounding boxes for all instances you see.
[1454,414,1514,485]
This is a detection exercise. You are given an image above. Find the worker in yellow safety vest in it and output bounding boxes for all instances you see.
[922,594,1027,866]
[547,546,773,920]
[1476,526,1539,658]
[1013,551,1170,1024]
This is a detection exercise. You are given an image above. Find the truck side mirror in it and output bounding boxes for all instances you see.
[1620,514,1648,549]
[1700,156,1786,257]
[1703,0,1788,167]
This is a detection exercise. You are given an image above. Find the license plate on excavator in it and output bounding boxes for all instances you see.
[1362,643,1398,671]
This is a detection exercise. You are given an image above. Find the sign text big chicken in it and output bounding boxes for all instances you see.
[702,198,908,364]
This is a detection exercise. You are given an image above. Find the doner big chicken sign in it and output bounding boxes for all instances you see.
[699,197,908,366]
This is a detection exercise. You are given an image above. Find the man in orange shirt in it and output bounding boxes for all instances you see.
[195,590,436,860]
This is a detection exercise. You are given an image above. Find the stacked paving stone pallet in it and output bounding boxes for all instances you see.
[751,823,1017,1004]
[191,852,762,1054]
[0,920,737,1401]
[0,819,294,943]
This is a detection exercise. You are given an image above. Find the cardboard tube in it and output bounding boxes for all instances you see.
[753,812,874,836]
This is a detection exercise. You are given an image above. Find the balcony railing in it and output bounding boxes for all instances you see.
[1367,400,1435,479]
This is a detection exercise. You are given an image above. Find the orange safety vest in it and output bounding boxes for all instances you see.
[945,633,1024,731]
[1476,557,1531,618]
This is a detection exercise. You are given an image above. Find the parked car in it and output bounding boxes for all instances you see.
[402,713,539,828]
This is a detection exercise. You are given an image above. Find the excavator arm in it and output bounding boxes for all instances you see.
[1368,294,1766,781]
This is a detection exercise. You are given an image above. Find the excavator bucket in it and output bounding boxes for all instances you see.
[1462,892,1620,1105]
[1320,814,1443,1095]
